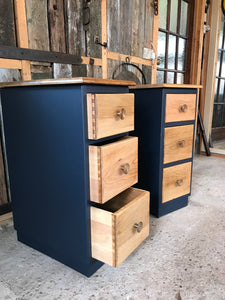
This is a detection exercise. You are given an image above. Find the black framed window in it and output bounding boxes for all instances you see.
[157,0,191,83]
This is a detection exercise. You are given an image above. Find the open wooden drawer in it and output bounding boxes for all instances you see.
[91,187,150,267]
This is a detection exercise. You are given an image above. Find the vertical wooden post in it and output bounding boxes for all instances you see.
[151,0,159,84]
[189,0,206,85]
[101,0,107,78]
[14,0,31,80]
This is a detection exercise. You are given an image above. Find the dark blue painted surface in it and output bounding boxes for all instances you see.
[0,83,129,276]
[130,87,197,217]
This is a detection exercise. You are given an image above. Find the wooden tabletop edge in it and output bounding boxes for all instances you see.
[129,84,203,89]
[0,77,136,88]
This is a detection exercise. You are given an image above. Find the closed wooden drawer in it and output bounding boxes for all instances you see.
[91,187,150,267]
[162,162,192,203]
[89,136,138,203]
[165,94,196,123]
[87,93,134,140]
[164,124,194,164]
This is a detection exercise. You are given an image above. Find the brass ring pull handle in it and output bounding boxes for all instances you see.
[121,163,130,174]
[117,108,126,120]
[176,179,183,186]
[179,104,188,112]
[178,140,185,147]
[134,222,143,233]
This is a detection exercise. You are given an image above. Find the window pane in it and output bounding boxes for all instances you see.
[221,52,225,78]
[178,38,186,70]
[168,35,176,69]
[222,107,225,126]
[177,73,184,84]
[218,80,224,103]
[217,51,221,77]
[170,0,178,33]
[157,31,166,68]
[159,0,168,29]
[214,78,218,101]
[213,104,223,127]
[180,0,188,36]
[157,70,164,83]
[167,72,174,83]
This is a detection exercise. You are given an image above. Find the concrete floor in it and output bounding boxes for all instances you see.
[0,155,225,300]
[213,139,225,150]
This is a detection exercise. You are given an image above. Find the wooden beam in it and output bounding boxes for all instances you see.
[0,212,13,224]
[14,0,31,80]
[81,56,102,66]
[151,0,159,84]
[0,58,22,69]
[0,46,82,65]
[101,0,107,78]
[107,51,153,66]
[189,0,206,84]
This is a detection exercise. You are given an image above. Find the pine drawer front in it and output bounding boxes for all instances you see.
[163,124,194,164]
[91,188,150,267]
[87,93,134,140]
[165,94,196,123]
[89,136,138,203]
[162,162,192,203]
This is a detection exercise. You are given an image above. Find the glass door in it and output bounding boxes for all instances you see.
[157,0,193,84]
[211,14,225,148]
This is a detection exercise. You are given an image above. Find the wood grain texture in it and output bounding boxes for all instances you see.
[0,212,12,224]
[47,0,66,53]
[130,84,202,89]
[0,59,22,69]
[0,0,16,47]
[151,0,159,84]
[189,0,206,84]
[25,0,50,51]
[162,162,192,203]
[14,0,31,80]
[164,125,194,164]
[87,93,134,140]
[0,77,136,87]
[89,136,138,203]
[91,187,150,267]
[165,94,196,123]
[0,139,8,206]
[101,0,107,78]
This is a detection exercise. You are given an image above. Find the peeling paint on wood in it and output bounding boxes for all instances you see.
[48,0,66,53]
[25,0,50,51]
[0,0,16,47]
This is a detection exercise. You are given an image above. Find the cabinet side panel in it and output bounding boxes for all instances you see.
[131,89,164,216]
[1,85,102,276]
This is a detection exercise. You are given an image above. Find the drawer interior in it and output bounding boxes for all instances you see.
[91,187,150,267]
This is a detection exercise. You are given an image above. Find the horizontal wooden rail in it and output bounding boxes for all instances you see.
[0,46,82,65]
[107,51,153,66]
[0,58,22,69]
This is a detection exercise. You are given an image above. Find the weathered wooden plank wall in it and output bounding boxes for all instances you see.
[107,0,153,83]
[0,0,154,82]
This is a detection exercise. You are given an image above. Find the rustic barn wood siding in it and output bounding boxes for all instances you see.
[0,0,154,81]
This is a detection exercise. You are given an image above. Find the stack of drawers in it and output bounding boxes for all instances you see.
[87,93,150,267]
[0,78,149,277]
[130,84,199,217]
